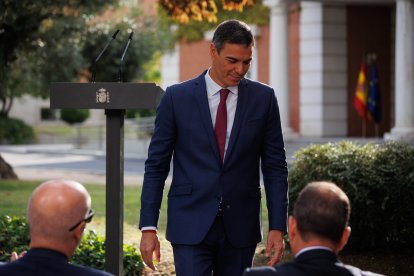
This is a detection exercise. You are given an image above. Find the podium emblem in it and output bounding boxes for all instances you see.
[96,88,110,103]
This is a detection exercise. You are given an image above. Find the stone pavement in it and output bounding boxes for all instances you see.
[0,136,382,185]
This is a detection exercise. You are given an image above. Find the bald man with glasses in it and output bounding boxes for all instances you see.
[0,179,113,276]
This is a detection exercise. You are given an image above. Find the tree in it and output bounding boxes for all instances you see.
[158,0,269,42]
[0,0,118,118]
[159,0,256,23]
[0,154,18,179]
[60,109,90,125]
[0,1,175,118]
[0,1,175,175]
[81,6,175,83]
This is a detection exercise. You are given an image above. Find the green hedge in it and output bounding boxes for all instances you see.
[0,117,35,144]
[60,109,90,125]
[0,216,144,275]
[288,141,414,250]
[0,216,30,261]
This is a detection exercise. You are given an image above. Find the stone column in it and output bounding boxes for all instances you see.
[264,0,295,137]
[385,0,414,141]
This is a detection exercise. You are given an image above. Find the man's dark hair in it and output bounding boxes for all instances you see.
[293,182,351,245]
[212,19,254,53]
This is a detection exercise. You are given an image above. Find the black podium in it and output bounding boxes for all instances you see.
[50,82,163,275]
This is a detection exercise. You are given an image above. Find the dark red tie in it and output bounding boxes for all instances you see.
[215,89,230,161]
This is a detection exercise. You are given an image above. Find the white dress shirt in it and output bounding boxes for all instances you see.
[204,69,238,159]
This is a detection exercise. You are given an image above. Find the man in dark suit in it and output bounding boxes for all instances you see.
[243,181,384,276]
[139,19,289,275]
[0,179,113,276]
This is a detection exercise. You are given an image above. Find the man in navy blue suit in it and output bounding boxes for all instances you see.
[0,179,113,276]
[139,19,289,275]
[243,182,384,276]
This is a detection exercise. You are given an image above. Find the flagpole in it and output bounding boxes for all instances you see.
[375,123,379,137]
[362,120,366,137]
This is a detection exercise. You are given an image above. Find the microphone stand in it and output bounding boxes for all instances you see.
[118,32,134,83]
[91,29,119,83]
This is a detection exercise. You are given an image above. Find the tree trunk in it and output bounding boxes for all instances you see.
[0,154,18,179]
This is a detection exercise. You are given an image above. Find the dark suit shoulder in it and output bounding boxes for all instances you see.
[272,254,385,276]
[0,256,113,276]
[241,78,274,93]
[342,264,385,276]
[166,71,206,92]
[69,264,114,276]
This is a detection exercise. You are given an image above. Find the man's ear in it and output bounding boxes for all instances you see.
[73,224,85,243]
[337,226,351,253]
[288,216,296,241]
[210,43,217,58]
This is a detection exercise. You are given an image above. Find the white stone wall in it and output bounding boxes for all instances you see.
[300,2,347,136]
[9,96,50,125]
[385,0,414,141]
[160,44,180,91]
[9,95,105,126]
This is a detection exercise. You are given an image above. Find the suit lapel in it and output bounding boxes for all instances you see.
[193,72,222,163]
[224,78,249,164]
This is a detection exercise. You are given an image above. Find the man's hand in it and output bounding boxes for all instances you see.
[10,251,26,262]
[139,232,161,271]
[264,230,285,266]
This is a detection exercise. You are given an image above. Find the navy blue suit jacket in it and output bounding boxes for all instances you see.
[139,71,288,248]
[0,248,113,276]
[243,249,384,276]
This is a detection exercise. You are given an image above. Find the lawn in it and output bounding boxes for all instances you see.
[0,180,411,276]
[0,180,168,244]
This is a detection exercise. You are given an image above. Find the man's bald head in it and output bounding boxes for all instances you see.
[293,181,351,245]
[27,179,91,244]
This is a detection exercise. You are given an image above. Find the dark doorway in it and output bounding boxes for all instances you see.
[347,5,393,137]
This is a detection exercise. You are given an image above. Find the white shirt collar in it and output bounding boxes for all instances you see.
[205,68,238,96]
[295,246,334,258]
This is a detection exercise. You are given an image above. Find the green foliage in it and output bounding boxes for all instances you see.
[122,243,145,276]
[0,0,118,116]
[0,117,35,144]
[159,0,270,42]
[0,1,174,117]
[0,217,144,275]
[72,230,106,270]
[0,216,30,262]
[60,109,90,125]
[82,7,175,83]
[126,109,156,119]
[288,141,414,250]
[68,230,146,275]
[72,230,145,274]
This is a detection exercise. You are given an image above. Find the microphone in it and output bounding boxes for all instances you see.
[91,29,120,83]
[118,31,134,82]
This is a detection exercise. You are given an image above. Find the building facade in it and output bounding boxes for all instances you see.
[161,0,414,140]
[9,0,414,141]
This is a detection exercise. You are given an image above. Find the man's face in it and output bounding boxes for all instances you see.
[209,42,253,88]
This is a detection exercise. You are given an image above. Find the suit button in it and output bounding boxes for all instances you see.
[226,205,230,209]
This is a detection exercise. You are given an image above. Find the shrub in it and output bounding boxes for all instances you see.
[288,141,414,250]
[126,109,156,119]
[60,109,90,125]
[0,216,144,275]
[72,230,145,275]
[0,117,35,144]
[0,216,30,262]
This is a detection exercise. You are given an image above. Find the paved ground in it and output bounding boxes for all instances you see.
[0,136,382,185]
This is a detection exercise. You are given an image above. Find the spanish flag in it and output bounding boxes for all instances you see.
[353,62,368,121]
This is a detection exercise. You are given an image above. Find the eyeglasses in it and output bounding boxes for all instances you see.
[68,209,95,232]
